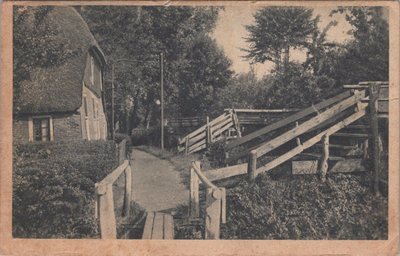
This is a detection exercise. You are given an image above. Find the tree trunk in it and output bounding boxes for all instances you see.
[283,46,290,68]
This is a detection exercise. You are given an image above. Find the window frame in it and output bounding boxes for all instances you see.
[28,115,54,142]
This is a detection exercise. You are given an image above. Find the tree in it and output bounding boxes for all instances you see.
[176,34,233,117]
[244,7,318,70]
[330,7,389,85]
[78,6,229,132]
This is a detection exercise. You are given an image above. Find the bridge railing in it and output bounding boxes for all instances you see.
[95,159,132,239]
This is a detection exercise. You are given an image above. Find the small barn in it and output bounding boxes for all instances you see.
[13,7,108,142]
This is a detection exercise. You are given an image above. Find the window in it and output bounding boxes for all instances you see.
[30,116,53,142]
[90,56,94,85]
[83,96,88,117]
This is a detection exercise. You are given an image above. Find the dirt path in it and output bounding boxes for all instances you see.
[130,148,188,213]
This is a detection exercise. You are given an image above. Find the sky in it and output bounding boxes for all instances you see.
[211,6,353,78]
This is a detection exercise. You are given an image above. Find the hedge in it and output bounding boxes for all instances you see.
[13,140,119,238]
[221,171,388,240]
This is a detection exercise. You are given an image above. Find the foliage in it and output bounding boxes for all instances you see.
[244,7,318,70]
[13,141,118,238]
[258,62,336,109]
[329,7,389,85]
[78,6,232,132]
[222,172,387,239]
[212,68,265,114]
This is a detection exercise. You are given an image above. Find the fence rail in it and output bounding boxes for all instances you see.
[189,161,226,239]
[95,159,132,239]
[178,110,240,154]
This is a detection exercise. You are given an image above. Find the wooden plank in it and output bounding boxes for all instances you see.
[226,90,353,150]
[187,131,206,147]
[205,188,221,239]
[346,124,370,129]
[98,183,117,239]
[203,163,248,182]
[189,167,200,219]
[142,212,155,239]
[220,188,226,224]
[255,108,366,176]
[98,160,129,186]
[255,90,366,157]
[225,108,300,113]
[211,116,233,132]
[314,144,356,150]
[331,133,369,138]
[188,143,207,154]
[163,214,174,239]
[317,135,329,182]
[248,151,257,181]
[122,165,132,217]
[151,213,164,239]
[188,139,206,153]
[212,120,234,137]
[369,83,380,195]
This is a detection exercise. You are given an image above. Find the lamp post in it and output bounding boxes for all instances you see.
[111,53,165,150]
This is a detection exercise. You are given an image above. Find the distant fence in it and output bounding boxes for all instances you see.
[189,161,226,239]
[166,117,205,128]
[178,110,240,154]
[95,160,132,239]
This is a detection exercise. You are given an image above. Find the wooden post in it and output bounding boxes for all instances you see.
[220,188,226,224]
[369,82,380,195]
[206,116,212,145]
[205,188,221,239]
[248,150,257,181]
[122,165,132,217]
[318,134,329,182]
[295,122,301,146]
[97,183,117,239]
[189,165,200,219]
[185,136,189,155]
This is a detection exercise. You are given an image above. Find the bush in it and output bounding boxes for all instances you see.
[131,126,179,149]
[222,172,387,240]
[13,140,119,238]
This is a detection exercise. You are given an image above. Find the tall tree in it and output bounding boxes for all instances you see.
[78,6,230,131]
[244,7,318,70]
[330,7,389,84]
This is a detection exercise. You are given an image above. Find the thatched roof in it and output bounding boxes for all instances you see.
[14,6,106,115]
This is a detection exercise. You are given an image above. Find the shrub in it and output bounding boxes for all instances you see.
[222,172,387,240]
[13,140,119,238]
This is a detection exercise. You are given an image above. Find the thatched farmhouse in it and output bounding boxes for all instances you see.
[13,7,108,142]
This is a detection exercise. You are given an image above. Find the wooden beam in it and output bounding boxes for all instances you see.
[203,163,248,182]
[142,212,155,239]
[122,165,132,217]
[151,213,164,239]
[98,183,117,239]
[318,135,329,182]
[189,167,200,219]
[248,151,257,182]
[192,161,218,190]
[228,108,301,113]
[205,188,221,239]
[369,83,381,195]
[226,90,353,150]
[254,107,367,176]
[97,160,129,187]
[163,214,174,239]
[331,133,369,138]
[255,90,366,157]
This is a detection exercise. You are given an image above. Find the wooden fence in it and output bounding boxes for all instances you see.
[178,110,240,154]
[189,161,226,239]
[95,160,132,239]
[206,82,386,195]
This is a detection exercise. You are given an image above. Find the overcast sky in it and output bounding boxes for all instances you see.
[211,6,353,78]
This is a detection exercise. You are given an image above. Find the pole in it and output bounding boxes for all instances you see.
[160,52,164,150]
[111,63,115,140]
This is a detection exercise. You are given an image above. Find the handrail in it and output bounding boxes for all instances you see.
[95,159,132,239]
[96,160,129,189]
[192,161,218,190]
